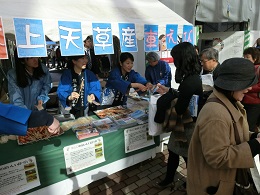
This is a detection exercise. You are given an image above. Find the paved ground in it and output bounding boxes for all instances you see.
[69,145,187,195]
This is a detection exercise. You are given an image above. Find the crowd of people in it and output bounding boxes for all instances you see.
[1,35,260,194]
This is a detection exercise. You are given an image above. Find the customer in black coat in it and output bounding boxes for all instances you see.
[153,42,203,190]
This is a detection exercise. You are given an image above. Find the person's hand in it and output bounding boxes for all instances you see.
[136,83,148,92]
[48,118,60,134]
[68,92,80,101]
[35,100,44,110]
[146,82,154,90]
[131,83,148,92]
[156,83,169,95]
[87,94,95,103]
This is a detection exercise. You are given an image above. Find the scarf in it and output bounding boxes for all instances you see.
[162,99,193,142]
[71,69,85,111]
[112,72,129,106]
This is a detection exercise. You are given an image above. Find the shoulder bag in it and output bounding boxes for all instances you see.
[207,98,258,195]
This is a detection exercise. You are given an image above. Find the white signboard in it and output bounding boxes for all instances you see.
[251,155,260,193]
[63,137,105,175]
[255,155,260,174]
[124,124,155,153]
[0,156,40,195]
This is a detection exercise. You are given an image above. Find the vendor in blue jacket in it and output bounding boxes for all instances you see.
[145,51,172,88]
[7,49,52,111]
[57,53,101,118]
[105,52,153,106]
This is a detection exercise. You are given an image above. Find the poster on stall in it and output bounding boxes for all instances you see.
[124,124,155,153]
[0,156,40,195]
[63,137,105,175]
[13,18,47,58]
[118,23,138,52]
[0,17,8,59]
[58,20,85,56]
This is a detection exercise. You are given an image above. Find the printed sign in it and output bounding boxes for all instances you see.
[124,124,155,153]
[58,20,84,56]
[13,18,47,57]
[0,156,40,195]
[166,24,178,50]
[144,24,159,52]
[63,137,105,175]
[118,23,138,52]
[0,17,8,59]
[182,25,194,44]
[92,23,114,55]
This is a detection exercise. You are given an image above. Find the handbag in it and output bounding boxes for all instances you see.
[207,98,258,195]
[234,168,258,195]
[233,122,258,195]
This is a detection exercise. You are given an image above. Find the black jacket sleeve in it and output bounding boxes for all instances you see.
[154,88,178,123]
[248,133,260,157]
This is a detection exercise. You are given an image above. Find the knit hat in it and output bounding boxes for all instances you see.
[214,58,258,91]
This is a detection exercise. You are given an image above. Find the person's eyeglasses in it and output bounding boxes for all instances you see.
[200,59,210,63]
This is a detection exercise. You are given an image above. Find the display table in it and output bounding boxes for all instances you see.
[0,127,159,195]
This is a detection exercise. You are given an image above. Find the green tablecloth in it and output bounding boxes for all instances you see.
[0,127,159,194]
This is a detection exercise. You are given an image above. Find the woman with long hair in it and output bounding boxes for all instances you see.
[154,42,203,190]
[7,49,52,110]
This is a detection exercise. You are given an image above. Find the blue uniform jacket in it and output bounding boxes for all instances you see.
[0,103,31,135]
[7,64,52,110]
[145,60,172,87]
[105,67,147,105]
[57,69,101,109]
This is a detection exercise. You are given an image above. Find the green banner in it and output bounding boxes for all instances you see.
[243,30,250,50]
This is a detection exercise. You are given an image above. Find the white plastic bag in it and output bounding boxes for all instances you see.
[148,94,164,136]
[100,88,116,105]
[251,154,260,193]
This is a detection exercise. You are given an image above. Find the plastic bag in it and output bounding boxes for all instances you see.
[100,88,116,105]
[148,94,163,136]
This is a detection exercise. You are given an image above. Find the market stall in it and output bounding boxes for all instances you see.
[0,117,159,195]
[0,1,192,194]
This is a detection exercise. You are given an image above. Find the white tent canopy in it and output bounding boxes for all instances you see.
[1,0,191,42]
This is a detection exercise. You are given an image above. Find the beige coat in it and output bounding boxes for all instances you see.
[187,89,255,195]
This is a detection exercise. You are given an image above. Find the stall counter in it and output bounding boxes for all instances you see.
[0,126,159,195]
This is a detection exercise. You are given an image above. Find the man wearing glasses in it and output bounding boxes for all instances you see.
[200,47,219,78]
[199,47,220,106]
